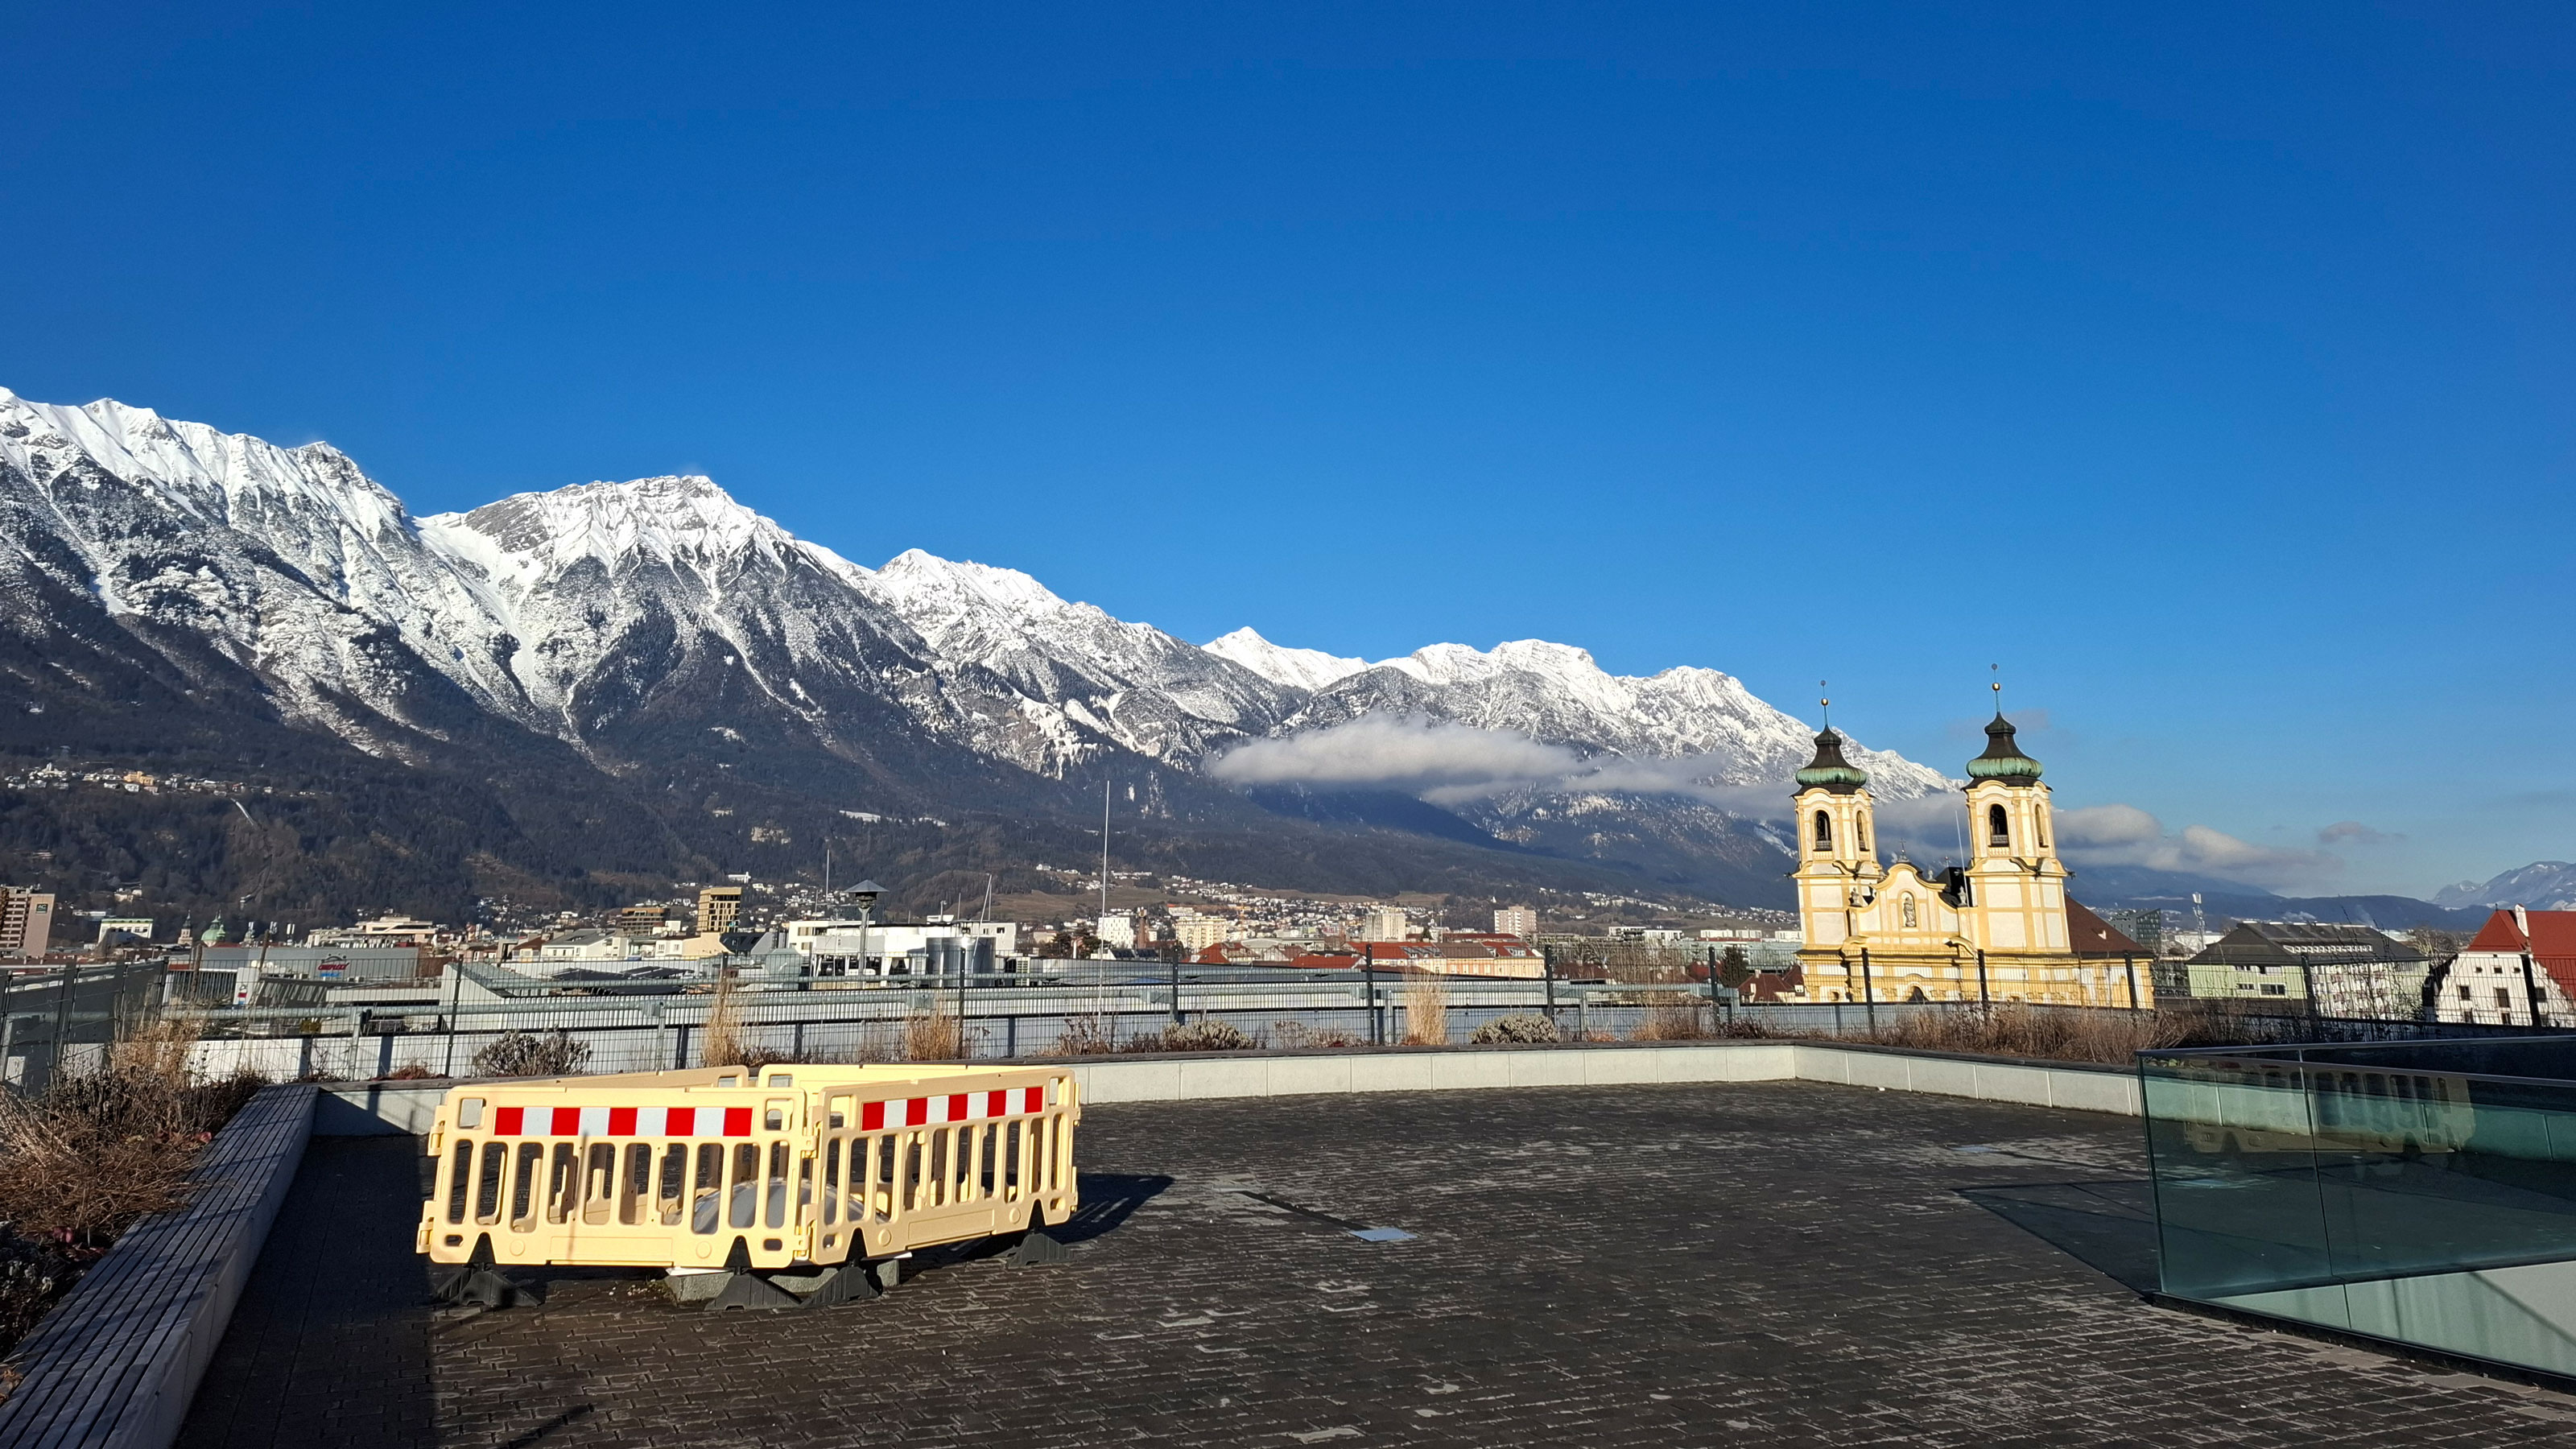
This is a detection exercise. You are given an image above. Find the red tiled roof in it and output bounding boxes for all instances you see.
[2468,908,2576,966]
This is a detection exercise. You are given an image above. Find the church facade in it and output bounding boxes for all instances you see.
[1789,712,2153,1008]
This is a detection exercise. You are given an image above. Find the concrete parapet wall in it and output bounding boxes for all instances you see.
[308,1039,2139,1130]
[1792,1044,2141,1116]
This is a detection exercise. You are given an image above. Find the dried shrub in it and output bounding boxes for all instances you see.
[1399,976,1451,1046]
[470,1030,592,1078]
[379,1063,444,1080]
[902,1007,964,1061]
[1470,1013,1561,1045]
[0,1230,79,1364]
[1124,1021,1253,1053]
[1270,1022,1364,1051]
[1049,1014,1119,1056]
[0,1028,267,1362]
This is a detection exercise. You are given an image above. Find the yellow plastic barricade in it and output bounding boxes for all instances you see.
[417,1063,1079,1309]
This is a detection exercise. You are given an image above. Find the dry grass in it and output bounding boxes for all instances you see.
[1852,1003,2188,1065]
[902,1006,964,1061]
[698,970,760,1069]
[1628,994,1714,1042]
[1400,975,1451,1046]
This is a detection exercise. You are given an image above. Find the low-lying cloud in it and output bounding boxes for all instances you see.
[1208,716,1779,811]
[1208,716,1582,794]
[1213,720,2367,894]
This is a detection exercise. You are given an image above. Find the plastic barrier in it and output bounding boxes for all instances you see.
[416,1063,1078,1307]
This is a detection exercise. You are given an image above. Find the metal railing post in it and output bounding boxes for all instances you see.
[2124,955,2139,1013]
[52,964,78,1083]
[1976,949,1990,1012]
[1542,946,1557,1022]
[1860,948,1876,1033]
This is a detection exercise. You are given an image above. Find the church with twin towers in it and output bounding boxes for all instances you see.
[1788,703,2153,1008]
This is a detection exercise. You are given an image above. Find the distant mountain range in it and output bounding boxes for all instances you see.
[0,386,1949,923]
[0,386,2512,934]
[2434,862,2576,912]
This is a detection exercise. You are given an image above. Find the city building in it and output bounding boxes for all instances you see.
[1,887,55,959]
[95,915,155,945]
[2434,907,2574,1026]
[1357,906,1410,943]
[1494,906,1538,938]
[696,886,744,936]
[1172,914,1232,952]
[617,902,671,935]
[1094,914,1137,952]
[537,931,639,967]
[796,917,1019,976]
[1792,712,2150,1006]
[2178,922,2429,1015]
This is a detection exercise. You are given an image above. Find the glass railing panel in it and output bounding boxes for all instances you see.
[2140,1054,2334,1298]
[2141,1047,2576,1380]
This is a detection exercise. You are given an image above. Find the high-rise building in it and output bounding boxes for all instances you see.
[1,886,56,959]
[1494,906,1538,938]
[696,886,744,936]
[1358,906,1410,943]
[618,902,671,935]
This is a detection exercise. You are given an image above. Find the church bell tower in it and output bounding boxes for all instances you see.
[1959,710,2069,953]
[1791,724,1880,956]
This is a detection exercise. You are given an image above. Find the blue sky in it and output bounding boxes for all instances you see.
[5,3,2570,898]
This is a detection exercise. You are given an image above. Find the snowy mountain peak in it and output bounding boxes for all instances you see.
[421,475,866,597]
[873,548,1070,616]
[0,386,408,535]
[1202,628,1369,692]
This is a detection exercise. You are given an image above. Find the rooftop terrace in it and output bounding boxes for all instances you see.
[179,1082,2576,1447]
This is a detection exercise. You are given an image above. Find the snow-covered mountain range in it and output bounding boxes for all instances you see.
[2436,862,2576,912]
[0,386,1948,912]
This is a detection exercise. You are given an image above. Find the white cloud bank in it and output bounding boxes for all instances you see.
[1207,716,1787,811]
[2058,804,2343,891]
[1213,720,2364,894]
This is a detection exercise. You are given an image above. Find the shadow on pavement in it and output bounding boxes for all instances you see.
[1959,1178,2162,1294]
[1057,1172,1172,1245]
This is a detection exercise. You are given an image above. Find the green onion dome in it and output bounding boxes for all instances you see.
[1966,713,2042,783]
[1794,729,1868,794]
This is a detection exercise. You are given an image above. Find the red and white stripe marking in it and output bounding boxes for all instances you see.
[486,1087,1051,1138]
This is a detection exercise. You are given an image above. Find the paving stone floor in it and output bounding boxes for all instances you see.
[184,1082,2576,1447]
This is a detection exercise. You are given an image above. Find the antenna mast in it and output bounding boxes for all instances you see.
[1100,779,1111,920]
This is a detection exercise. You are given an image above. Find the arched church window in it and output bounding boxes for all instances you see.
[1901,894,1918,928]
[2037,811,2050,848]
[1813,811,1833,851]
[1988,804,2009,850]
